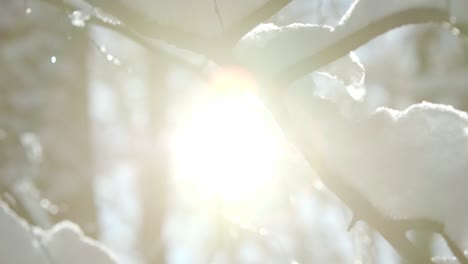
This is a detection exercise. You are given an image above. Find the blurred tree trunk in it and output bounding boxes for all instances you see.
[0,2,49,223]
[0,0,97,235]
[38,27,98,236]
[137,58,170,263]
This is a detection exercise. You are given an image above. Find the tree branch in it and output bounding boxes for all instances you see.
[84,0,297,62]
[227,0,292,42]
[263,90,466,263]
[274,7,449,86]
[258,4,468,263]
[83,0,226,57]
[39,0,211,80]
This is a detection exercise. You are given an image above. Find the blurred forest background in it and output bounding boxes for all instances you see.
[1,0,468,263]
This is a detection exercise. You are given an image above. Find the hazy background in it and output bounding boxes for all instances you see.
[1,0,467,263]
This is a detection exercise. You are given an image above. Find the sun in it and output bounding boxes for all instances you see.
[171,67,284,204]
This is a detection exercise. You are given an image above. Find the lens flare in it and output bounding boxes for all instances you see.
[209,65,258,96]
[172,67,282,204]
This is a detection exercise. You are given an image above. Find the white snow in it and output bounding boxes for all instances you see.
[41,221,118,264]
[286,95,468,250]
[0,201,50,264]
[0,200,118,263]
[318,51,365,88]
[68,10,91,28]
[235,23,334,76]
[338,0,448,31]
[235,0,449,81]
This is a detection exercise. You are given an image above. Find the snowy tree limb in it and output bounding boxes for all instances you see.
[250,2,468,262]
[227,0,292,41]
[80,0,219,56]
[85,0,294,52]
[39,0,211,79]
[276,6,449,85]
[41,0,295,64]
[235,0,451,86]
[0,200,118,264]
[264,95,435,263]
[270,92,468,264]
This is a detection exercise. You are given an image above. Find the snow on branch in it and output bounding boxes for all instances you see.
[39,0,211,79]
[284,92,468,263]
[79,0,214,54]
[60,0,293,60]
[227,0,292,41]
[235,0,452,86]
[344,103,468,247]
[39,0,295,76]
[0,200,117,264]
[241,2,468,262]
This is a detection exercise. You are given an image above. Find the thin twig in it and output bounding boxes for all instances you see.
[213,0,225,34]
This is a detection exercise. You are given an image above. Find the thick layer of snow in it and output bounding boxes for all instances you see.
[0,200,118,264]
[235,23,334,76]
[40,222,118,264]
[289,60,366,116]
[235,0,449,80]
[0,201,50,263]
[286,94,468,249]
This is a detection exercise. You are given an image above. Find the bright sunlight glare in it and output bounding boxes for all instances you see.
[172,68,284,204]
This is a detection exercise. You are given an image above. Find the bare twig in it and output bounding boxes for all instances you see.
[213,0,225,34]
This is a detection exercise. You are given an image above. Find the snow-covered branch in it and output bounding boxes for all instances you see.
[236,0,451,86]
[79,0,217,55]
[281,94,468,263]
[39,0,211,79]
[0,200,117,264]
[227,0,292,41]
[238,2,468,262]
